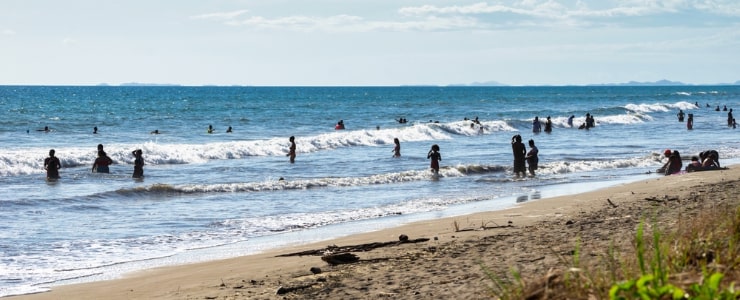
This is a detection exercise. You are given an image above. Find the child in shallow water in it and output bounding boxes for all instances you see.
[427,144,441,174]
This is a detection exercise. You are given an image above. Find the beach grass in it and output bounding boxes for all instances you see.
[490,192,740,299]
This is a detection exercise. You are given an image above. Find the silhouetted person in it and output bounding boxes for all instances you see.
[44,149,61,179]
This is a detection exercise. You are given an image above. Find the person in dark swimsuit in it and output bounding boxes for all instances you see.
[92,150,113,173]
[44,149,61,179]
[287,136,296,163]
[511,135,526,178]
[132,149,144,178]
[427,144,441,174]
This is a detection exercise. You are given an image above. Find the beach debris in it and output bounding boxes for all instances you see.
[310,267,322,274]
[644,195,680,203]
[399,234,409,242]
[276,237,430,257]
[321,252,360,265]
[276,283,317,295]
[607,198,618,208]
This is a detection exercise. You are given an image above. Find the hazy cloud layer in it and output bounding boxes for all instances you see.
[191,1,740,32]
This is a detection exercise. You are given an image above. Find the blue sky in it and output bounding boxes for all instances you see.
[1,1,739,86]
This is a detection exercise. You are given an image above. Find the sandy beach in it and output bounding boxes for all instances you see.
[10,165,739,300]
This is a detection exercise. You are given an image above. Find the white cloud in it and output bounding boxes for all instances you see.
[227,14,362,31]
[190,9,250,21]
[2,29,15,35]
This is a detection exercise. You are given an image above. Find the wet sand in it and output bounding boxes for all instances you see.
[11,166,738,299]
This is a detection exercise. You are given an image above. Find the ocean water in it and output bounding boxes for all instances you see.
[1,85,739,296]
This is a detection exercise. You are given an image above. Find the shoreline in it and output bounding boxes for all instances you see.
[9,166,739,299]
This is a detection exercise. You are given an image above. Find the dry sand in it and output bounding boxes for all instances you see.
[11,166,739,300]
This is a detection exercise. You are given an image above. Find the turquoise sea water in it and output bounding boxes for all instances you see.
[1,85,739,296]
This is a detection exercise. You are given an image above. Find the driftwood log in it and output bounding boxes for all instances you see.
[276,237,430,257]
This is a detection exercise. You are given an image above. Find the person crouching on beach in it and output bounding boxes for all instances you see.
[659,149,682,175]
[427,144,441,175]
[132,149,144,178]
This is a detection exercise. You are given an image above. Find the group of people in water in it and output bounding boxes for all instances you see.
[532,113,595,133]
[678,103,736,130]
[44,144,145,180]
[42,107,730,181]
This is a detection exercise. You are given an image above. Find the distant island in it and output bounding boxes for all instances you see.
[448,81,507,87]
[90,80,739,87]
[97,82,181,87]
[448,79,740,87]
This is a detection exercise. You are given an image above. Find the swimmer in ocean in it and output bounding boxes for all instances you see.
[132,149,144,178]
[287,136,296,163]
[44,149,62,179]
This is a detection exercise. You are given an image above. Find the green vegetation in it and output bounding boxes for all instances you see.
[485,202,740,299]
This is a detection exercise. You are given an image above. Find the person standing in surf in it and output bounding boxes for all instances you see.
[132,149,144,178]
[532,117,541,133]
[392,138,401,157]
[92,150,113,173]
[511,135,527,178]
[526,139,539,177]
[44,149,62,179]
[427,144,441,175]
[287,136,296,163]
[544,116,553,133]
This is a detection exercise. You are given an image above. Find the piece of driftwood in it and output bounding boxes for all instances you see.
[276,283,316,295]
[644,195,679,203]
[277,238,430,257]
[481,224,514,230]
[321,252,360,265]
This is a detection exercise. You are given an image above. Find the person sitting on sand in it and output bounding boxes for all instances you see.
[685,156,703,172]
[699,150,720,170]
[699,150,720,169]
[657,149,676,174]
[662,150,682,175]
